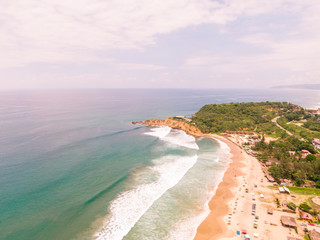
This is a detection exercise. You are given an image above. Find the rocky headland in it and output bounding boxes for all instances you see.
[133,117,203,138]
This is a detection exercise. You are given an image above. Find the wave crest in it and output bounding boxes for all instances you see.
[94,155,198,240]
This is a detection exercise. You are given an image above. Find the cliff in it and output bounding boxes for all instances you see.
[143,118,203,138]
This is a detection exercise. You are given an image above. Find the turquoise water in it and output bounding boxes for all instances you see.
[0,89,319,240]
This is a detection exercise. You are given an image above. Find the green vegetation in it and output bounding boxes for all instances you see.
[299,203,312,213]
[252,134,320,186]
[288,187,320,195]
[304,118,320,132]
[277,117,320,141]
[287,202,297,211]
[276,198,280,208]
[192,102,294,134]
[191,101,320,188]
[304,234,311,240]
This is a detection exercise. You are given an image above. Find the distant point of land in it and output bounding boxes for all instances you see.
[272,84,320,90]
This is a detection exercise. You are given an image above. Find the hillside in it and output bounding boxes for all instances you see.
[192,102,299,136]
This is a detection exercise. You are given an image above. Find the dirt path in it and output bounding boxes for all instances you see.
[271,116,293,136]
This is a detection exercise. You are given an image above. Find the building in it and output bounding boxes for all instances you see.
[289,151,296,156]
[313,139,320,149]
[300,211,313,222]
[301,149,311,159]
[279,187,290,194]
[309,229,320,240]
[280,179,294,187]
[281,216,297,228]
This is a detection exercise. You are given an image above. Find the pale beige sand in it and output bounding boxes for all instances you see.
[194,135,245,240]
[195,135,303,240]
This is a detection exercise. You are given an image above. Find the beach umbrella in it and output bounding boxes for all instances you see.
[244,234,250,239]
[254,233,259,238]
[260,194,264,198]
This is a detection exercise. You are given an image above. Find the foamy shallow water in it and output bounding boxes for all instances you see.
[144,126,199,150]
[94,127,231,240]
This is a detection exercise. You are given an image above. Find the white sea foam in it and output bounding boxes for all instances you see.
[94,155,198,240]
[145,127,199,150]
[168,170,225,240]
[168,138,232,240]
[162,130,199,150]
[144,126,171,138]
[215,138,231,153]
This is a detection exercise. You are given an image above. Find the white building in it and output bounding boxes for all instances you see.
[313,138,320,149]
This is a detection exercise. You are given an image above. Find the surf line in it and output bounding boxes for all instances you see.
[94,155,198,240]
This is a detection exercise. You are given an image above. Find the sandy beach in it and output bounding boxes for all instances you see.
[195,134,303,240]
[143,119,310,240]
[194,135,245,240]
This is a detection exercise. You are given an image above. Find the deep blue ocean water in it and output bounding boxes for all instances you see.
[0,88,319,240]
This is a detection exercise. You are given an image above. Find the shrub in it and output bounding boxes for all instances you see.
[287,202,297,211]
[299,203,311,213]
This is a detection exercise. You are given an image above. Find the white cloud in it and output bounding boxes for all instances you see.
[184,0,320,86]
[1,0,320,89]
[0,0,296,68]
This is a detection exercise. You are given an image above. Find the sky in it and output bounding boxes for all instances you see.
[1,0,320,89]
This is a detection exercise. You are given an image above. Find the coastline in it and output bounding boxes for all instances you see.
[141,119,304,240]
[141,119,246,239]
[194,134,245,240]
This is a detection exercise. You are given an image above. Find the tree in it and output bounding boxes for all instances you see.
[287,202,297,211]
[305,154,316,162]
[299,203,312,213]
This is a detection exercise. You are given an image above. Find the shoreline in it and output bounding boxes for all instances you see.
[194,134,245,240]
[140,120,304,240]
[141,120,246,239]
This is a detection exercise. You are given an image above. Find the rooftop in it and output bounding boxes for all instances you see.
[301,211,313,220]
[281,216,297,228]
[309,229,320,240]
[313,138,320,145]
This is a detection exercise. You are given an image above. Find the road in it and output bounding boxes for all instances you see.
[272,116,293,136]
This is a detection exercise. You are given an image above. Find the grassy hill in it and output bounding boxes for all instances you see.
[192,102,298,136]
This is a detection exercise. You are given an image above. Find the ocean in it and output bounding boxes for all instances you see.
[0,88,319,240]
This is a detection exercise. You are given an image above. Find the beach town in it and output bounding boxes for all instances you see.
[196,133,320,240]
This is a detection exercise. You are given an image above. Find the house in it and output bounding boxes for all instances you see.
[279,187,290,194]
[313,139,320,149]
[281,216,297,228]
[266,161,272,167]
[301,149,311,159]
[300,211,313,222]
[283,186,290,194]
[289,151,296,156]
[309,229,320,240]
[280,179,294,187]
